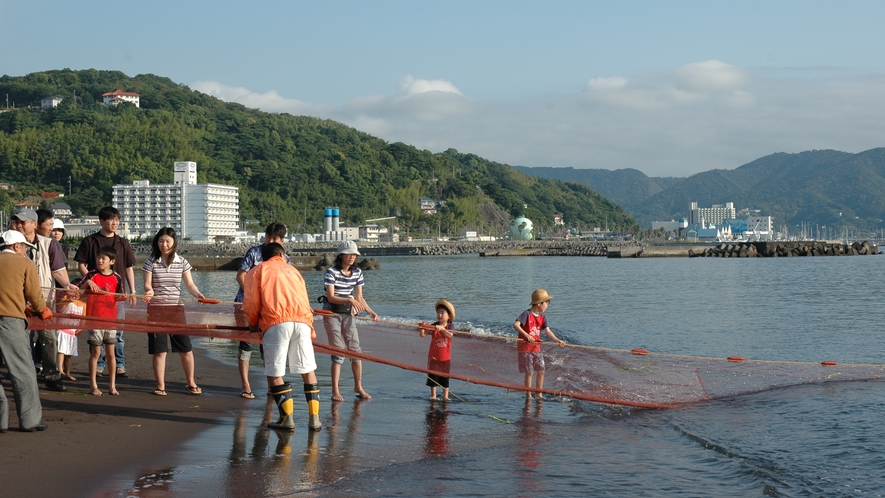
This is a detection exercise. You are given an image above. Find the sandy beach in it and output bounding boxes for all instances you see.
[1,331,253,496]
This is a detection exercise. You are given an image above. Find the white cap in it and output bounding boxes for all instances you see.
[1,230,37,250]
[52,219,65,230]
[337,240,361,255]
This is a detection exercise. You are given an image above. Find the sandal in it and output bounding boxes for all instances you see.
[240,391,255,399]
[152,389,167,396]
[186,385,202,395]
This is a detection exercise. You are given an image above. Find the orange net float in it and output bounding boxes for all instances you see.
[821,361,839,366]
[631,348,650,356]
[198,298,221,304]
[312,309,335,316]
[727,356,745,362]
[417,322,437,331]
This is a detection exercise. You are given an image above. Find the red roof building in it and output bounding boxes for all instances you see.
[102,89,140,107]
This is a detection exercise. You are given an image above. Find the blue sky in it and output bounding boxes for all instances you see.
[3,1,885,177]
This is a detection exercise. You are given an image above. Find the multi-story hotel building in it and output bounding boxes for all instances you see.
[112,162,239,242]
[689,201,735,226]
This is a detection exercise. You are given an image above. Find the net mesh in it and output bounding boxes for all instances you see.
[28,289,885,409]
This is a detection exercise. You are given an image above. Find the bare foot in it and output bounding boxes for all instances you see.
[109,389,120,396]
[331,393,344,402]
[90,388,103,396]
[443,396,450,401]
[63,374,77,381]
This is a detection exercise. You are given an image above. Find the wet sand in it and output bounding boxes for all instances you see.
[0,331,253,496]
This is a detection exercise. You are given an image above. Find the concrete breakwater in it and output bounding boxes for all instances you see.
[688,241,880,258]
[65,239,879,272]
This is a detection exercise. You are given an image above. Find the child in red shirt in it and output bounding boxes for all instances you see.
[419,299,455,401]
[513,289,566,399]
[80,246,125,396]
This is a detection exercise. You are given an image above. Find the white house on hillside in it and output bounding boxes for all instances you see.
[102,89,140,107]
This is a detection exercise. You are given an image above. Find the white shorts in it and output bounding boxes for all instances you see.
[262,321,317,377]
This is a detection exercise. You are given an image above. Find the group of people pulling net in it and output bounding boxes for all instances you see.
[29,283,885,410]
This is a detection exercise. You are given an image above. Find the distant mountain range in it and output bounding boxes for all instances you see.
[514,148,885,231]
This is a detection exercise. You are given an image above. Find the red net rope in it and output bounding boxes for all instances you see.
[29,289,885,409]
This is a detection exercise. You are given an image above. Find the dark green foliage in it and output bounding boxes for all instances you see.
[0,69,635,235]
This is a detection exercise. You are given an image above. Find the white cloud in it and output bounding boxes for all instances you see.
[586,76,628,90]
[398,75,463,96]
[197,65,885,178]
[674,60,747,91]
[190,81,329,116]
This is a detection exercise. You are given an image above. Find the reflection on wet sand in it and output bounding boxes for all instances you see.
[516,398,545,495]
[424,400,450,457]
[319,398,364,485]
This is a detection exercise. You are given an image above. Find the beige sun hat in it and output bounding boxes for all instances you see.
[531,289,552,305]
[435,299,456,321]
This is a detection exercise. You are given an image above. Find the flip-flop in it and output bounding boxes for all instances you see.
[152,389,167,396]
[355,392,372,400]
[240,391,255,399]
[186,385,202,395]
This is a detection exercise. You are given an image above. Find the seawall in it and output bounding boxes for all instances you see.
[64,239,880,272]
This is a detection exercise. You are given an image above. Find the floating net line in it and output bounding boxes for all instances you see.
[27,288,885,409]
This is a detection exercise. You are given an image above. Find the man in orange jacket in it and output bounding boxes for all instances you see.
[242,242,320,431]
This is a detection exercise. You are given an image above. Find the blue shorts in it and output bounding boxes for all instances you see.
[518,352,545,373]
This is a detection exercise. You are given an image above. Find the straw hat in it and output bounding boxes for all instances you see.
[435,299,455,321]
[531,289,552,305]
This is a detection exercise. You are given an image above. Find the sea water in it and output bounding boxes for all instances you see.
[102,255,885,496]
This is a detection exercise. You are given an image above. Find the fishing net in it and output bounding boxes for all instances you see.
[28,289,885,409]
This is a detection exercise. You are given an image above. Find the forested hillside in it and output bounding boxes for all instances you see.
[517,149,885,231]
[0,69,636,236]
[511,166,683,211]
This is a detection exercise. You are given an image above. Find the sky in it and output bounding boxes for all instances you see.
[3,0,885,178]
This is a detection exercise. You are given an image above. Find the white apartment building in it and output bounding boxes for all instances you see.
[112,162,239,242]
[689,202,735,226]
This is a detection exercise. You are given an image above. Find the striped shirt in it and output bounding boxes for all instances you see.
[323,264,364,298]
[142,254,193,300]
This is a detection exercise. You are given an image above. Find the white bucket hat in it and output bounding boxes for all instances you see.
[337,240,361,255]
[52,219,65,230]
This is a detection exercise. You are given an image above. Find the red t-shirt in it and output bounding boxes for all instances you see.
[428,322,452,362]
[81,270,124,319]
[516,309,547,353]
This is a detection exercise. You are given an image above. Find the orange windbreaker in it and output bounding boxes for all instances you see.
[242,255,315,337]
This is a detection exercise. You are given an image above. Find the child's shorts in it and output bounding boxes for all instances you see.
[87,329,118,346]
[518,352,545,373]
[426,359,451,389]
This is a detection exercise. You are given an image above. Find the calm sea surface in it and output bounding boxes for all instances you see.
[103,255,885,497]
